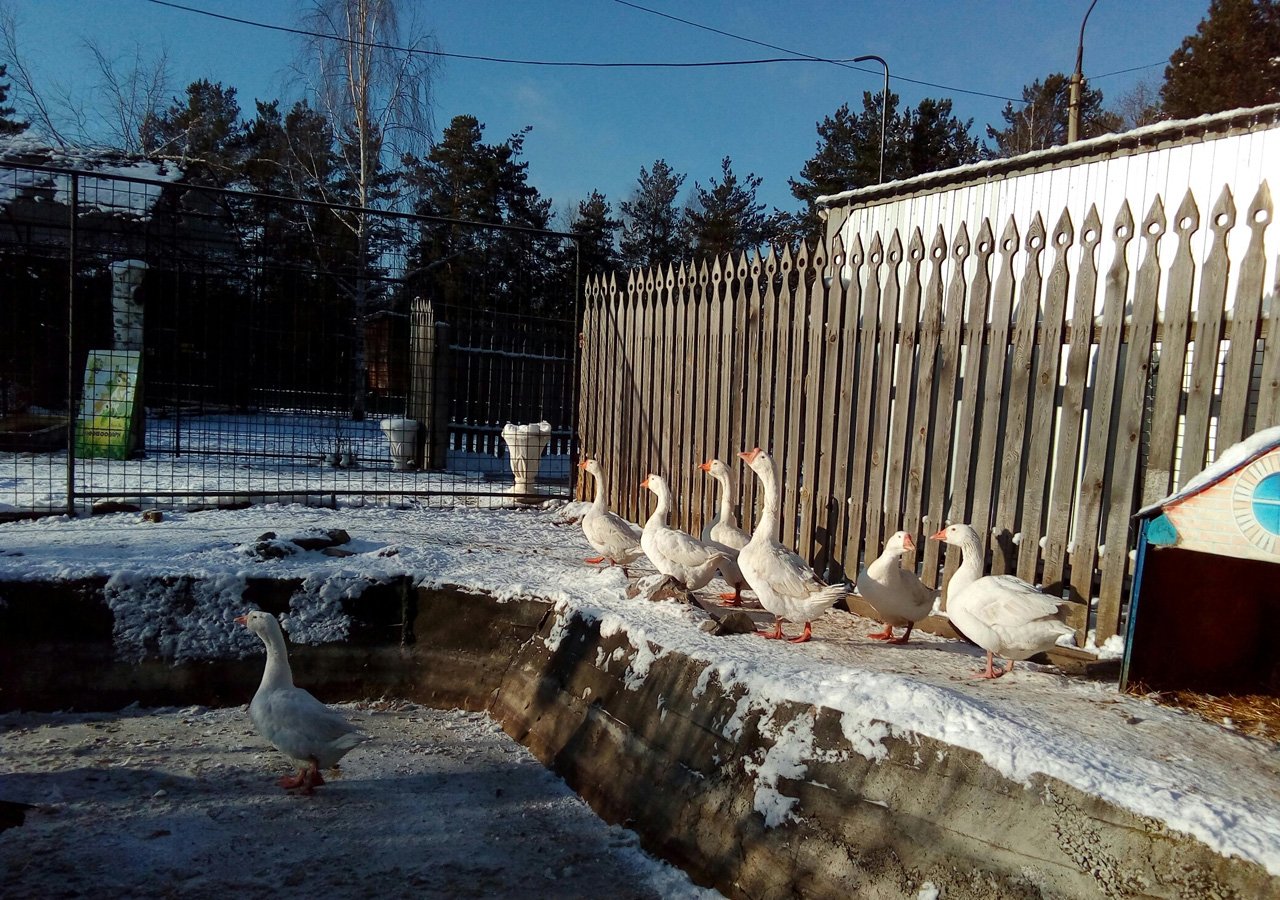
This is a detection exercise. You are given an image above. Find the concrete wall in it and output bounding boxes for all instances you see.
[1,578,1273,899]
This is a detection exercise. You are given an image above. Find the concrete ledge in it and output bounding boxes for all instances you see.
[0,577,1272,899]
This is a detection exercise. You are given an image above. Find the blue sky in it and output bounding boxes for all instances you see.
[4,0,1212,219]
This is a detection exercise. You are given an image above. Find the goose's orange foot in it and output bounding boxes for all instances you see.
[718,594,743,607]
[866,624,895,640]
[279,771,307,790]
[786,622,814,644]
[755,619,785,640]
[584,556,607,565]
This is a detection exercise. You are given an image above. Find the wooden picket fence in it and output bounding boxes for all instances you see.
[577,182,1277,645]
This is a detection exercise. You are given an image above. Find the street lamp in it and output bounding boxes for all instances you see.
[1068,0,1100,143]
[854,55,889,184]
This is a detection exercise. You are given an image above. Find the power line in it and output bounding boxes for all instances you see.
[143,0,867,70]
[612,0,1025,104]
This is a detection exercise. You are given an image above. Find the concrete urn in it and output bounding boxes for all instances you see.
[501,421,552,497]
[379,417,420,471]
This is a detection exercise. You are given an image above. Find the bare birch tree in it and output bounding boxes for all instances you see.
[1,1,170,152]
[295,0,439,419]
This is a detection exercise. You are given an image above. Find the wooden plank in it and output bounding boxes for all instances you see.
[773,246,802,542]
[1016,210,1071,585]
[845,232,884,572]
[830,235,865,582]
[884,229,924,554]
[1142,190,1199,504]
[1219,182,1271,443]
[1097,196,1164,643]
[724,255,749,523]
[799,242,834,564]
[970,216,1019,573]
[750,251,781,532]
[696,259,722,536]
[865,231,903,564]
[1259,298,1280,429]
[782,246,811,552]
[633,274,658,521]
[1069,202,1133,640]
[812,237,848,579]
[1181,187,1235,479]
[906,227,946,575]
[669,265,690,531]
[1044,207,1101,596]
[921,225,968,587]
[993,214,1044,574]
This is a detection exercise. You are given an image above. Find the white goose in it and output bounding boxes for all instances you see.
[639,473,726,592]
[856,530,937,644]
[698,458,751,606]
[930,523,1074,679]
[737,448,847,642]
[578,458,644,574]
[236,610,371,793]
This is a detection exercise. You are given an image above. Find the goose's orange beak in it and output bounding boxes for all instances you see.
[902,533,916,551]
[578,459,590,469]
[929,528,947,541]
[698,460,712,472]
[738,448,762,463]
[234,614,248,625]
[640,476,650,488]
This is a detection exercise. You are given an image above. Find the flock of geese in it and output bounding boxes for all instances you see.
[579,448,1074,680]
[230,449,1075,795]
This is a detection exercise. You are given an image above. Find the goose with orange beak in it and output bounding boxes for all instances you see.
[736,448,847,642]
[638,473,726,593]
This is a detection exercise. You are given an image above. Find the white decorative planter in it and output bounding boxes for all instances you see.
[502,421,552,497]
[379,417,420,470]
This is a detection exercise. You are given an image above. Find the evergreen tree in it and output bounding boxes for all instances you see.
[142,79,245,185]
[0,63,27,137]
[683,156,773,259]
[1162,0,1280,117]
[986,73,1121,157]
[618,159,687,272]
[568,190,620,278]
[403,114,558,313]
[901,98,983,176]
[789,91,982,242]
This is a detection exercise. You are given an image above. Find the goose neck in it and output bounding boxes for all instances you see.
[716,472,738,527]
[645,485,670,529]
[258,629,295,690]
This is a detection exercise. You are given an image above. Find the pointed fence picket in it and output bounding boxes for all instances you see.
[579,182,1276,645]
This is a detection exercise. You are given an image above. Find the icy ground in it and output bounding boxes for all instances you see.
[1,501,1279,877]
[0,702,716,899]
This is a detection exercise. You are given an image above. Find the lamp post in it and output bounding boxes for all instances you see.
[854,55,889,184]
[1068,0,1100,143]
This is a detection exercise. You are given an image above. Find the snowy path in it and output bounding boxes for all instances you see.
[0,702,716,899]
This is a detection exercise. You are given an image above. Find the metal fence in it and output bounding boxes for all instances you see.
[0,159,580,517]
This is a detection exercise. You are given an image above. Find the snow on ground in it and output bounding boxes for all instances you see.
[0,702,716,899]
[1,502,1280,877]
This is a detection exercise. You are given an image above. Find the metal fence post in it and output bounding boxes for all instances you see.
[65,172,77,517]
[408,297,451,470]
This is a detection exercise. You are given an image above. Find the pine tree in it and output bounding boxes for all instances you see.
[0,63,28,137]
[569,190,620,278]
[683,156,773,259]
[403,114,557,313]
[1162,0,1280,117]
[618,159,687,272]
[788,91,982,242]
[986,73,1121,157]
[142,79,245,185]
[901,98,983,175]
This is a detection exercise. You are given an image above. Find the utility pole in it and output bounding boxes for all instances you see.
[1068,0,1100,143]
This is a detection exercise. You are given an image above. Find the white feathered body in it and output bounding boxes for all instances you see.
[856,531,935,628]
[938,524,1073,661]
[738,451,847,623]
[241,611,370,770]
[641,475,724,590]
[580,459,644,565]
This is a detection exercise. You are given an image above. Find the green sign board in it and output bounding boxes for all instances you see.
[75,350,141,460]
